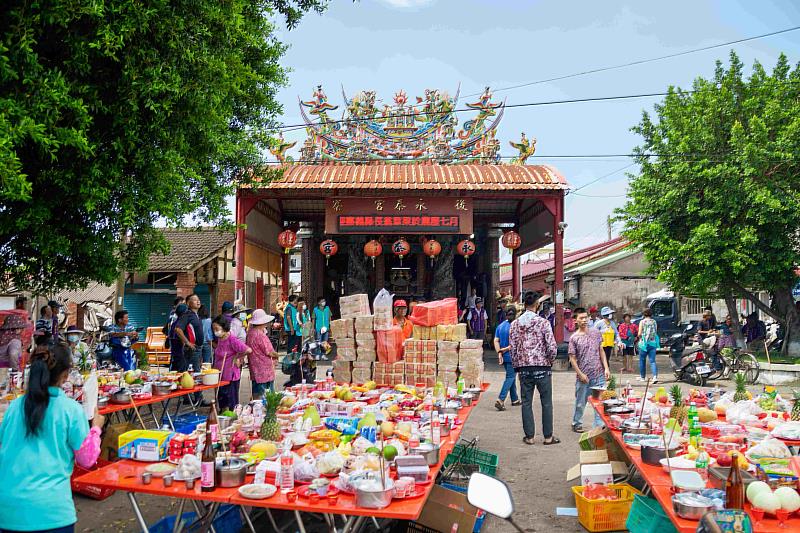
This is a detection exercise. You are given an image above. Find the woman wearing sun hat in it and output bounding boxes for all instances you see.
[0,314,26,371]
[245,309,281,399]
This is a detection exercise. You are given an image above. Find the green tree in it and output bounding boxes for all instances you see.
[617,52,800,355]
[0,0,327,294]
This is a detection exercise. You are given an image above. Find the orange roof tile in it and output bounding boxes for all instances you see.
[254,164,569,191]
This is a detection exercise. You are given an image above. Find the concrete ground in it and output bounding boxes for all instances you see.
[75,351,787,532]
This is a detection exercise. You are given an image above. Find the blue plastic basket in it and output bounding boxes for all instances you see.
[163,412,206,434]
[149,504,242,533]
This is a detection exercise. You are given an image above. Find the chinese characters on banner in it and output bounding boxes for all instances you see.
[325,197,473,234]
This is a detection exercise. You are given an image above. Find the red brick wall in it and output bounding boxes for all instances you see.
[175,272,196,299]
[215,281,235,315]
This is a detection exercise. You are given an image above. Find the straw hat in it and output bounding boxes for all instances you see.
[249,309,275,325]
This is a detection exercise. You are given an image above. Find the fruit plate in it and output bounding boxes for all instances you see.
[297,485,340,498]
[238,484,278,500]
[393,488,425,500]
[144,463,176,478]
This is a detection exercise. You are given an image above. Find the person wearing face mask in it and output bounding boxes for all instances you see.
[211,315,252,410]
[296,297,312,345]
[312,297,331,360]
[65,325,92,371]
[228,303,249,343]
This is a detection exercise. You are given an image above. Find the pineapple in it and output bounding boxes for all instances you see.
[669,385,687,424]
[260,390,283,441]
[600,375,617,400]
[733,372,749,402]
[791,389,800,422]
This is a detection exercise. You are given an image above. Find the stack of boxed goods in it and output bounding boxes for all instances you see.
[458,339,484,387]
[339,293,370,319]
[330,318,354,340]
[376,327,404,363]
[354,316,376,362]
[332,359,352,384]
[408,298,458,327]
[351,361,373,383]
[404,340,437,387]
[412,324,436,340]
[436,340,460,385]
[436,323,467,342]
[373,361,405,385]
[372,289,394,331]
[335,337,357,362]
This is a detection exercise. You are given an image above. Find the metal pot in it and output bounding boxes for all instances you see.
[416,442,440,466]
[354,479,395,509]
[215,458,248,488]
[151,382,173,396]
[464,387,482,401]
[590,386,607,400]
[602,399,625,413]
[217,415,233,431]
[440,405,459,416]
[640,442,675,466]
[97,396,109,408]
[460,393,474,407]
[672,493,715,520]
[110,389,131,404]
[440,421,451,437]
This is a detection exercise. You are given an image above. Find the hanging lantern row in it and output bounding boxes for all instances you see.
[319,239,338,265]
[364,239,382,267]
[456,239,476,265]
[423,238,442,266]
[277,229,297,254]
[502,230,521,252]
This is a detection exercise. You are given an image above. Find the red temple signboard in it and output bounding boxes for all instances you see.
[325,197,473,235]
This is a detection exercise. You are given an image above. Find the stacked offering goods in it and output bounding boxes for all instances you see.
[458,339,484,388]
[403,340,437,387]
[354,316,377,362]
[332,359,352,384]
[436,340,459,385]
[436,323,467,342]
[339,294,370,319]
[330,318,354,340]
[372,289,394,331]
[351,361,373,384]
[376,327,404,363]
[336,338,357,362]
[373,362,405,386]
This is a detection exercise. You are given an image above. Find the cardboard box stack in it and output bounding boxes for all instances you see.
[354,316,376,362]
[373,361,405,385]
[351,361,373,383]
[403,340,437,387]
[339,293,370,319]
[435,323,467,342]
[332,359,352,384]
[330,318,354,340]
[336,337,356,362]
[458,339,484,387]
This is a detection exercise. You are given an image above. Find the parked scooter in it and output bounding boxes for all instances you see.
[467,472,525,533]
[667,324,712,386]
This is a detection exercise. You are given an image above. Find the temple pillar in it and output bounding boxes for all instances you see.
[512,249,520,302]
[553,197,565,343]
[486,227,502,328]
[416,248,427,297]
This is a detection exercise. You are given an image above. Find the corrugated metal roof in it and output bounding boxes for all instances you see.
[56,282,116,305]
[254,164,569,191]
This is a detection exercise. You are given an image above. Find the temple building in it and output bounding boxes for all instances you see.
[235,86,571,341]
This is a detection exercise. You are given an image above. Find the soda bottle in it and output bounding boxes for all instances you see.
[200,427,216,492]
[431,410,441,445]
[695,445,710,481]
[687,402,700,440]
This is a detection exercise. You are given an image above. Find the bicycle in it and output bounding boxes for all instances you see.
[712,346,760,385]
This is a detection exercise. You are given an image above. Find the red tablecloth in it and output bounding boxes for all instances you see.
[589,398,798,532]
[99,382,229,416]
[78,384,487,521]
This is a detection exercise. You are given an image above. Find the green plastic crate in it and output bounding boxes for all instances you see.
[443,444,499,476]
[625,494,678,533]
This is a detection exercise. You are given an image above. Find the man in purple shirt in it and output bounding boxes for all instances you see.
[509,291,559,446]
[569,307,610,433]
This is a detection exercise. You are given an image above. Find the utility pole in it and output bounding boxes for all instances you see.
[606,215,612,241]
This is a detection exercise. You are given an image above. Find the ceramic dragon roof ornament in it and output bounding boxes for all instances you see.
[297,84,506,164]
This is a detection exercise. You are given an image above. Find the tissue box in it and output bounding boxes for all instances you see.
[118,430,173,462]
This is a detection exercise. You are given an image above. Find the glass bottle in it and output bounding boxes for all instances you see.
[200,427,216,492]
[725,453,745,509]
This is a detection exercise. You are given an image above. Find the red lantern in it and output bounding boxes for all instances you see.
[456,239,476,265]
[364,239,382,267]
[278,229,297,254]
[392,238,411,266]
[501,230,522,252]
[319,239,338,265]
[423,239,442,265]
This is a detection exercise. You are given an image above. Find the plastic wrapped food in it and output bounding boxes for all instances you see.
[176,453,201,480]
[725,400,763,425]
[316,451,345,475]
[293,459,320,482]
[771,421,800,441]
[330,318,354,339]
[746,437,792,461]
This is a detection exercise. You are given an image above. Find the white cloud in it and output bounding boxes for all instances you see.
[377,0,436,9]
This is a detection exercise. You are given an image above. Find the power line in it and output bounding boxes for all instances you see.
[463,25,800,97]
[567,163,636,195]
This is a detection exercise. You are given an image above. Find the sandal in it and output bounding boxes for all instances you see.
[522,436,535,445]
[511,400,522,406]
[543,436,561,445]
[495,400,506,411]
[572,425,584,433]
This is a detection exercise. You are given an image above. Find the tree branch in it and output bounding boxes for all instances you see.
[730,281,784,324]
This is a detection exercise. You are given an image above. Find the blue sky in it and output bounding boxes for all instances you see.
[268,0,800,260]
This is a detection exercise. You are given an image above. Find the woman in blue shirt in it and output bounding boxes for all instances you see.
[0,342,105,532]
[493,307,519,411]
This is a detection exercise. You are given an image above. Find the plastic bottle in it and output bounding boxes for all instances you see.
[624,380,632,401]
[431,410,441,445]
[254,461,268,485]
[695,446,710,481]
[300,378,308,400]
[279,447,294,493]
[456,376,465,396]
[408,433,420,455]
[687,402,700,440]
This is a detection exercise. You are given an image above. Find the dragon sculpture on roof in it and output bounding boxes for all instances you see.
[297,85,505,164]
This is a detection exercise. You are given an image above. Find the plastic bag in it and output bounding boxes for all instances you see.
[376,328,404,363]
[409,298,458,327]
[746,437,792,461]
[316,451,345,475]
[725,400,763,425]
[373,289,394,331]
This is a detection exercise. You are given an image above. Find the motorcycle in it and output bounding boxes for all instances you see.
[467,472,524,533]
[667,324,712,386]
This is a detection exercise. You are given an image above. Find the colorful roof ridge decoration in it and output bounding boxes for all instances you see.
[297,85,506,164]
[499,237,629,282]
[255,163,569,191]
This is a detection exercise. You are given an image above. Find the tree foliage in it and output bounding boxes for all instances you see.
[0,0,326,293]
[617,52,800,352]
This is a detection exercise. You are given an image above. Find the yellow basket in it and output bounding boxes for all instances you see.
[571,483,641,532]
